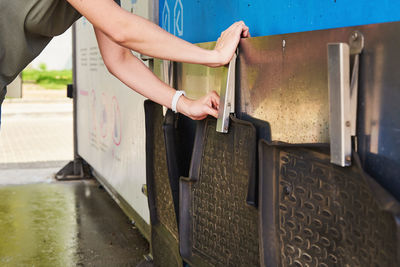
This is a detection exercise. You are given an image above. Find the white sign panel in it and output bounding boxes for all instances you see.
[76,0,154,225]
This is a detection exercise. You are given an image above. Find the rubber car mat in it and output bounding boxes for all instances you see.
[258,140,399,267]
[144,100,182,267]
[180,116,259,267]
[163,109,196,224]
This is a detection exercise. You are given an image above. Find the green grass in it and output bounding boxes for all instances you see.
[22,69,72,89]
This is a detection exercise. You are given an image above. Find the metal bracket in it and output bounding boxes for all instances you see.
[216,50,238,133]
[327,31,364,167]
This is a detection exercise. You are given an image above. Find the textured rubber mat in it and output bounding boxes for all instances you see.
[163,109,196,224]
[259,140,399,267]
[144,101,181,267]
[180,116,259,267]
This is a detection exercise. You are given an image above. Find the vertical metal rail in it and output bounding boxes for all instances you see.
[328,43,351,166]
[72,22,80,174]
[56,23,92,180]
[216,51,237,133]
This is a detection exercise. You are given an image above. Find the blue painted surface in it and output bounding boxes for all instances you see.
[159,0,400,43]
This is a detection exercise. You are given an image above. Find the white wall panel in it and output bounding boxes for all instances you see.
[75,0,155,224]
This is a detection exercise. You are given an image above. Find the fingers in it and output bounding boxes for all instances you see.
[231,21,249,37]
[213,21,250,66]
[204,105,219,119]
[242,25,250,38]
[196,91,219,119]
[235,22,250,38]
[205,91,219,118]
[186,91,220,120]
[209,90,220,109]
[224,21,249,37]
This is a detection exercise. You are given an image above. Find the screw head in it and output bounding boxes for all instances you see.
[345,121,351,127]
[283,186,291,195]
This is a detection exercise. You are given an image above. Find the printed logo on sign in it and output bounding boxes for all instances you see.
[174,0,183,36]
[162,1,170,33]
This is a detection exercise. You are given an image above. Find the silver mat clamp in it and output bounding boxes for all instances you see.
[216,50,238,133]
[328,31,364,167]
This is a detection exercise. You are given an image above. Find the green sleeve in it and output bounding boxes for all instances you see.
[0,0,81,102]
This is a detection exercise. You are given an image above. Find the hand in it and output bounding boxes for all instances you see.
[209,21,250,67]
[177,91,220,120]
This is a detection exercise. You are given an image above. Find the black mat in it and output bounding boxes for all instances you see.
[180,116,259,267]
[144,101,182,267]
[163,108,196,224]
[259,140,399,267]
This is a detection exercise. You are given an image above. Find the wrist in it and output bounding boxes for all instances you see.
[206,49,223,67]
[176,95,191,116]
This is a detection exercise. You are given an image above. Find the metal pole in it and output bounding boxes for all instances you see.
[56,22,91,180]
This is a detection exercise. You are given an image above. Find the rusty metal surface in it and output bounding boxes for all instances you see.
[259,141,399,267]
[173,22,399,146]
[176,34,330,143]
[180,117,259,266]
[239,22,400,146]
[238,31,331,143]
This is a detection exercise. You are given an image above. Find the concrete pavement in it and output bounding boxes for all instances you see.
[0,98,73,166]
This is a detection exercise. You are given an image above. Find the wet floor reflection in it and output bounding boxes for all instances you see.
[0,181,149,266]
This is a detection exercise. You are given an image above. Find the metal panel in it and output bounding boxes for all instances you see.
[174,21,400,199]
[356,23,400,200]
[159,0,400,43]
[175,42,228,100]
[237,32,330,143]
[75,0,157,228]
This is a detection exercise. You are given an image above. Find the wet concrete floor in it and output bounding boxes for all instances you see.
[0,179,150,266]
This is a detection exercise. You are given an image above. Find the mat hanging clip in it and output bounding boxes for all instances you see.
[328,31,364,167]
[216,49,238,133]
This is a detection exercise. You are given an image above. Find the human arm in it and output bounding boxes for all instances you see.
[94,28,219,120]
[66,0,249,67]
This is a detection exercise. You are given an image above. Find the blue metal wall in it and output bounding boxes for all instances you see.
[159,0,400,43]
